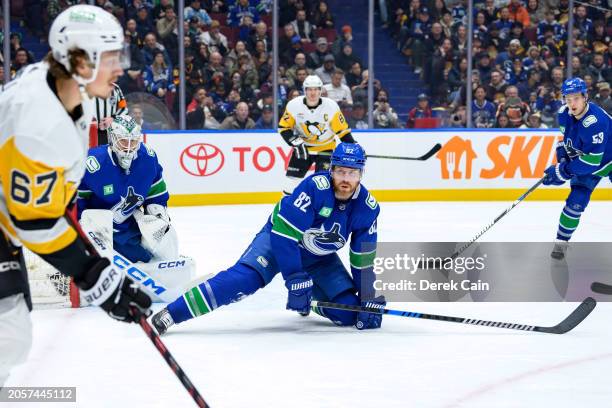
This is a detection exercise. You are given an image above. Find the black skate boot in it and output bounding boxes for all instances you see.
[551,240,569,260]
[151,307,175,335]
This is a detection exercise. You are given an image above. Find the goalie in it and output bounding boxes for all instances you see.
[77,114,193,294]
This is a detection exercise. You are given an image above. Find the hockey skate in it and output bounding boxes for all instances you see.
[151,307,175,335]
[551,240,569,260]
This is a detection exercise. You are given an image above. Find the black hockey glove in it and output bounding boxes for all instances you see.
[293,142,309,161]
[76,258,152,323]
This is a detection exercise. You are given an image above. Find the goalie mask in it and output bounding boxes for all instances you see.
[108,114,142,171]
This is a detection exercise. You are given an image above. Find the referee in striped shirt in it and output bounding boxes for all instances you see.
[94,82,128,144]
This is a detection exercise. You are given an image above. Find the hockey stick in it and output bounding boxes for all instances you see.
[366,143,442,161]
[135,310,209,407]
[591,281,612,295]
[312,297,596,334]
[318,143,442,161]
[65,210,210,407]
[445,177,545,260]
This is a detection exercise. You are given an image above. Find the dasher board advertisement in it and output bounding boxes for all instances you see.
[144,129,612,205]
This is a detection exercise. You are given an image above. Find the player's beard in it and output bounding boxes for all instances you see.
[333,178,359,200]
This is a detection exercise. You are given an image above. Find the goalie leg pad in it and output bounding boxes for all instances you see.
[136,256,196,302]
[150,224,179,261]
[114,237,153,263]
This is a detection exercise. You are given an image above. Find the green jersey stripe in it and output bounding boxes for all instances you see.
[579,153,603,166]
[594,161,612,177]
[349,249,376,269]
[147,179,167,198]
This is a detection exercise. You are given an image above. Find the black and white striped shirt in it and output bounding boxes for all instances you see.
[94,82,128,124]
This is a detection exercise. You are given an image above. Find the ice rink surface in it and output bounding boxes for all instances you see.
[6,201,612,408]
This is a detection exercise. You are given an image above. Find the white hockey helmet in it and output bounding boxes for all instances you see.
[49,5,124,85]
[303,75,323,91]
[108,114,143,171]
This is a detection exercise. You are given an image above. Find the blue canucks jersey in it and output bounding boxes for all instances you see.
[558,102,612,177]
[77,144,169,245]
[266,172,380,288]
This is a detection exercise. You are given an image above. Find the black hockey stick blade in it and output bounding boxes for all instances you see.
[366,143,442,161]
[535,297,597,334]
[317,143,442,161]
[591,281,612,295]
[416,143,442,160]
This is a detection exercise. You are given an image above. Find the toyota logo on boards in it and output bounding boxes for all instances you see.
[180,143,225,176]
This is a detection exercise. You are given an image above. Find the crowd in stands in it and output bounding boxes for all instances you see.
[1,0,610,129]
[387,0,611,128]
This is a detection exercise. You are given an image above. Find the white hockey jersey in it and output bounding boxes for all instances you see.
[0,62,94,254]
[279,96,351,152]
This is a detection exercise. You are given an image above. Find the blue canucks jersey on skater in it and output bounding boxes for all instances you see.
[77,114,169,263]
[543,77,612,259]
[557,102,612,178]
[152,143,385,334]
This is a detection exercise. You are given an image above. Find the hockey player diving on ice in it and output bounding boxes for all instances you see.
[77,114,194,299]
[542,77,612,260]
[151,142,385,334]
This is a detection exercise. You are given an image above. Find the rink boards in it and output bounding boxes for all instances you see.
[144,129,612,206]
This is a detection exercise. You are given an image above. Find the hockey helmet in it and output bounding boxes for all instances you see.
[303,75,323,91]
[561,77,587,97]
[330,143,366,170]
[49,5,124,85]
[108,114,142,171]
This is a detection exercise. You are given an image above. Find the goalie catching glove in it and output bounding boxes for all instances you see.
[134,204,179,260]
[75,257,152,323]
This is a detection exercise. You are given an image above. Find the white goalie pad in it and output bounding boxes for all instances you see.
[80,209,198,303]
[135,256,196,302]
[79,210,114,251]
[133,210,179,261]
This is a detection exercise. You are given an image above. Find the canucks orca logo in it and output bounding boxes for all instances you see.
[110,186,144,224]
[564,139,584,159]
[301,223,346,255]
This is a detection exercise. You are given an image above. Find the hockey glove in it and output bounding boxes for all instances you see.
[356,297,386,330]
[543,162,571,186]
[285,272,313,315]
[146,203,170,223]
[555,141,570,164]
[76,258,152,323]
[292,142,309,161]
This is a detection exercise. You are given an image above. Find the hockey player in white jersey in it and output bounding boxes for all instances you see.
[279,75,357,194]
[0,5,151,386]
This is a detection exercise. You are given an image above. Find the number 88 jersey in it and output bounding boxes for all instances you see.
[0,63,94,254]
